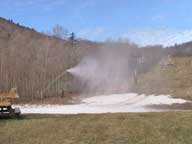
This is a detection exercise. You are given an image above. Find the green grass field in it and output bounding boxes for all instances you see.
[1,112,192,144]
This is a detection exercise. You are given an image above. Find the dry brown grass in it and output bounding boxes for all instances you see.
[1,112,192,144]
[135,56,192,100]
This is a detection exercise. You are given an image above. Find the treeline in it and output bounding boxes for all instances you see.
[167,42,192,56]
[0,17,98,101]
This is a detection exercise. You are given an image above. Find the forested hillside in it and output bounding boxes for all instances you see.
[0,17,98,101]
[1,17,192,101]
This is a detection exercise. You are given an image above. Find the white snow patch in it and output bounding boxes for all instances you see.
[14,93,190,114]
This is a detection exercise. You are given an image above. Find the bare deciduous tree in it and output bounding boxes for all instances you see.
[52,24,68,39]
